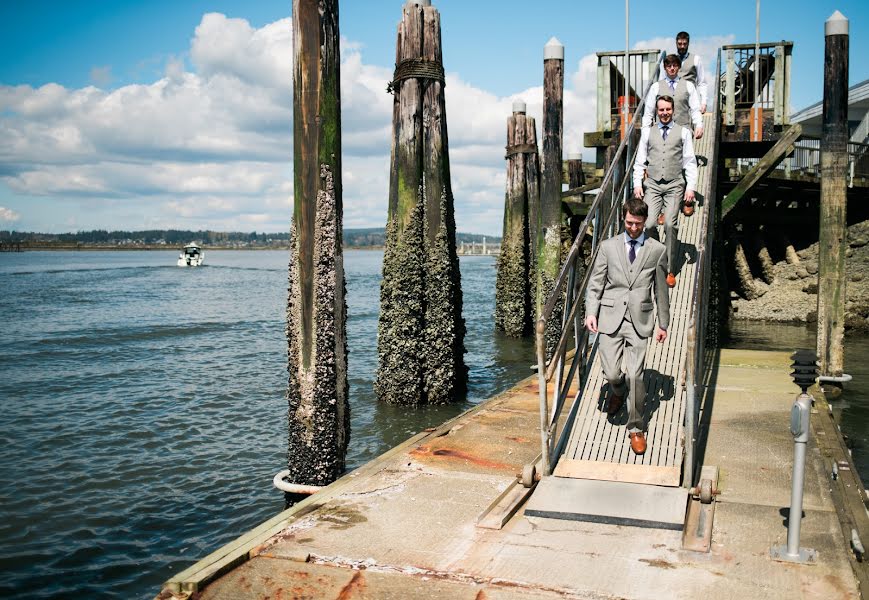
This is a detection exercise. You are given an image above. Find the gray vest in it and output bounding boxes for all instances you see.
[660,78,692,127]
[678,53,697,84]
[645,123,685,183]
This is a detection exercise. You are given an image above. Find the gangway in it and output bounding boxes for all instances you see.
[523,53,722,529]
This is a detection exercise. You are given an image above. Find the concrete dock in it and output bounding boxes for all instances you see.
[160,349,866,599]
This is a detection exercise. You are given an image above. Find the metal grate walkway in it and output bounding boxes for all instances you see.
[553,113,716,487]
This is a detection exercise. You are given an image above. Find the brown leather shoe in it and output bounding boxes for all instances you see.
[682,200,695,217]
[629,431,647,455]
[666,272,676,288]
[607,392,624,417]
[657,213,665,226]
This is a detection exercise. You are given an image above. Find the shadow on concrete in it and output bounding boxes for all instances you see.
[692,345,722,485]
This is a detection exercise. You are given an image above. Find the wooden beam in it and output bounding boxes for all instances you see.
[561,181,600,200]
[584,130,615,148]
[720,123,802,217]
[552,459,681,487]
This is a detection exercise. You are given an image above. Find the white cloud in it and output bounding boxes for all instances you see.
[0,15,725,237]
[0,207,20,222]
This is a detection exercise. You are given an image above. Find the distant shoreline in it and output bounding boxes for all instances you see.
[3,244,387,251]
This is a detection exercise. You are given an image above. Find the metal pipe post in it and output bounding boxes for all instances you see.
[771,392,817,563]
[786,430,808,556]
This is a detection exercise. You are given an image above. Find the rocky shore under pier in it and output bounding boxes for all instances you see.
[730,219,869,333]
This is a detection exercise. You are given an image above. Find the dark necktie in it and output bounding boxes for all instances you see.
[668,78,676,91]
[662,125,669,140]
[628,240,637,264]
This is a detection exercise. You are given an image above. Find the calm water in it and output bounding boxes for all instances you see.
[0,251,865,599]
[0,250,534,599]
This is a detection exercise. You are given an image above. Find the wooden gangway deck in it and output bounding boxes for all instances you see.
[553,113,717,487]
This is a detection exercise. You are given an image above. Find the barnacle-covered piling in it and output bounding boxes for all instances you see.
[495,102,538,337]
[286,0,349,486]
[376,1,466,405]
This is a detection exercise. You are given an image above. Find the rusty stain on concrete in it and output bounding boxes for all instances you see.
[336,571,366,599]
[409,445,514,471]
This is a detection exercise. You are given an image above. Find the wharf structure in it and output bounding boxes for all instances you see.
[158,12,869,600]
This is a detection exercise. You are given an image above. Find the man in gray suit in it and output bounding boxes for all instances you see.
[634,95,697,288]
[584,197,670,455]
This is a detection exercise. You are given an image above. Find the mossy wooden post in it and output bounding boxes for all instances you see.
[376,0,466,405]
[817,11,849,378]
[495,100,537,337]
[536,37,565,358]
[286,0,349,487]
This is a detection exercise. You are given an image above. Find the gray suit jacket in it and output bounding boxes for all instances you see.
[585,234,670,337]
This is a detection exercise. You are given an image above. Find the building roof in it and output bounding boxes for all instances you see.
[790,78,869,139]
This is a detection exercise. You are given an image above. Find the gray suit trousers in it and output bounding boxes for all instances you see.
[643,178,683,273]
[598,312,648,432]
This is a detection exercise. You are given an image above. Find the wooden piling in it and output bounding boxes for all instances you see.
[817,11,849,378]
[536,37,565,358]
[495,101,538,337]
[775,230,800,265]
[753,230,776,285]
[733,239,765,300]
[286,0,349,486]
[376,1,466,405]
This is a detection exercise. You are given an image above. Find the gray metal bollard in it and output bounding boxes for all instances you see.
[771,350,819,564]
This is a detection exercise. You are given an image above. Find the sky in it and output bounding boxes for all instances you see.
[1,1,867,236]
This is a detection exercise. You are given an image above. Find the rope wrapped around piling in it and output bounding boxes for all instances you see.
[504,143,538,159]
[386,58,445,94]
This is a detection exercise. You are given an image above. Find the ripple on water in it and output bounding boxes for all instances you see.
[0,250,536,599]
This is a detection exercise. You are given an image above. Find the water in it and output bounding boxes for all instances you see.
[1,251,865,598]
[0,250,534,599]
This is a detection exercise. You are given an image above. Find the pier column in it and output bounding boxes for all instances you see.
[816,11,849,378]
[286,0,349,487]
[376,0,466,405]
[536,37,565,359]
[495,100,539,337]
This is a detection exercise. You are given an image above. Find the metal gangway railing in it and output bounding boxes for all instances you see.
[731,137,869,187]
[535,52,721,489]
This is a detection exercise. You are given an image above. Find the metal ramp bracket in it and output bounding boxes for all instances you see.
[682,465,720,552]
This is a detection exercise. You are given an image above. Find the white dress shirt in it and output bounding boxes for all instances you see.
[624,231,647,260]
[633,122,698,191]
[641,78,703,129]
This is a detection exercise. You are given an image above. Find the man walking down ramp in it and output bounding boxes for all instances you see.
[584,198,671,455]
[634,95,698,287]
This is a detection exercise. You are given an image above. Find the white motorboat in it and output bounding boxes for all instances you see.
[177,243,205,267]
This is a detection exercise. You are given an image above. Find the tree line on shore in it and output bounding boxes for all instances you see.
[0,228,499,248]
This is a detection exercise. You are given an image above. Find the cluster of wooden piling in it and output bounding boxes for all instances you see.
[495,101,539,337]
[375,1,466,405]
[494,39,565,353]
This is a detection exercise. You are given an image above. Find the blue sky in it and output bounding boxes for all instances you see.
[1,1,867,235]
